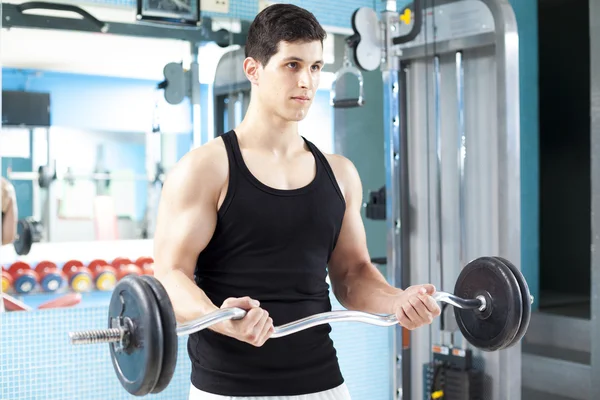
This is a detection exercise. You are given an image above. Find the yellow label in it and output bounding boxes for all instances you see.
[400,8,412,25]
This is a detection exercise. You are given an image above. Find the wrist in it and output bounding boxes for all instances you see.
[205,306,229,335]
[390,288,405,314]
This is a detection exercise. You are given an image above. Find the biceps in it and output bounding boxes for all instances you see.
[328,207,370,277]
[153,202,217,279]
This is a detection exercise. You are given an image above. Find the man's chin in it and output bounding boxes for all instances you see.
[286,106,312,121]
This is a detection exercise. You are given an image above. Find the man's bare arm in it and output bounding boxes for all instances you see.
[326,156,403,315]
[153,145,224,323]
[327,156,440,329]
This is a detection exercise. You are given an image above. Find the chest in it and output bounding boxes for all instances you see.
[240,149,317,191]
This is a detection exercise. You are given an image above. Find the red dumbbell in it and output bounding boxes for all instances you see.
[8,261,39,294]
[2,266,14,293]
[112,257,143,280]
[88,259,117,291]
[62,260,94,293]
[35,260,67,292]
[135,256,154,276]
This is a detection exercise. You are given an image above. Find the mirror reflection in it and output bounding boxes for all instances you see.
[0,7,341,312]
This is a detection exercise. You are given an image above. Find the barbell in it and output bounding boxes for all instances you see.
[7,165,165,189]
[67,256,532,397]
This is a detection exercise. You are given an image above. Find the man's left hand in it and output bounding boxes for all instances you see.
[392,284,441,330]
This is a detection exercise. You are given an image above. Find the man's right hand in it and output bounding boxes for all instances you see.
[212,296,274,347]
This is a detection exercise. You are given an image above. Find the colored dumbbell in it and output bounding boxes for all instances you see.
[8,261,39,294]
[135,256,154,276]
[112,257,143,280]
[2,267,14,293]
[88,259,117,291]
[63,260,94,292]
[35,260,67,292]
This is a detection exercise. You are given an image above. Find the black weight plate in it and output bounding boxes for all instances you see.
[30,219,44,243]
[14,219,33,256]
[108,276,163,396]
[454,257,523,352]
[139,275,178,394]
[494,256,532,349]
[38,165,53,189]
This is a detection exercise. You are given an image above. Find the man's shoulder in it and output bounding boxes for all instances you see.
[322,152,359,182]
[164,136,229,193]
[320,152,361,200]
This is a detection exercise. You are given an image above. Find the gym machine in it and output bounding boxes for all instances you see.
[353,1,521,399]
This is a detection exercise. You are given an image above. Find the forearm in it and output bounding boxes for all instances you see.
[155,268,219,324]
[332,262,403,315]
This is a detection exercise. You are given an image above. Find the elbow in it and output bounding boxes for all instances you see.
[154,266,191,286]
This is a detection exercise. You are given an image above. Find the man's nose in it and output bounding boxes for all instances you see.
[298,69,312,89]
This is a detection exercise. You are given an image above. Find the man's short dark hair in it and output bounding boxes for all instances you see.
[245,4,327,66]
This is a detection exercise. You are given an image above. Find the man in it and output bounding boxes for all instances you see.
[153,4,441,400]
[1,177,18,245]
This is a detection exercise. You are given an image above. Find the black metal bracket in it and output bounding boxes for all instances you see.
[2,2,248,46]
[364,185,386,220]
[393,0,423,45]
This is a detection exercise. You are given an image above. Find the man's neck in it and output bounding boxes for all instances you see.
[234,101,303,155]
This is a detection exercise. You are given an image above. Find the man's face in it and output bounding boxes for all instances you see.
[247,40,323,122]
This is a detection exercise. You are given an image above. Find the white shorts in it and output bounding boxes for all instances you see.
[188,383,352,400]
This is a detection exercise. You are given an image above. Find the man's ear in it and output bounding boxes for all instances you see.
[243,57,261,85]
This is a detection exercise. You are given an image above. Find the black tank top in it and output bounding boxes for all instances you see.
[188,130,346,396]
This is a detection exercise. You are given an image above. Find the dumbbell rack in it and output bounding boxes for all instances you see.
[1,256,154,310]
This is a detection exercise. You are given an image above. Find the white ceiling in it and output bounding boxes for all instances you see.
[1,3,205,81]
[1,28,194,81]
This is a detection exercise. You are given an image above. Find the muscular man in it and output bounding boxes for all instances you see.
[1,177,18,245]
[153,4,441,400]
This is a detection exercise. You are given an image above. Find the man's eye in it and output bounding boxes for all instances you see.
[288,62,297,69]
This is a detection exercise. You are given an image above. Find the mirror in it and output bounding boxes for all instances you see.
[0,5,341,312]
[0,4,237,311]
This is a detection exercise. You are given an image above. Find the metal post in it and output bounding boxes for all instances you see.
[190,42,202,148]
[455,51,466,348]
[381,8,409,400]
[433,55,444,348]
[481,1,522,399]
[44,128,52,241]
